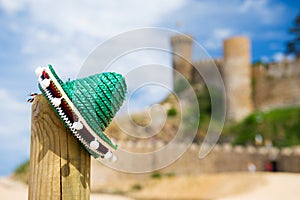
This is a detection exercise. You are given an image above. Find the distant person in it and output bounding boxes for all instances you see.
[265,161,273,172]
[248,162,256,173]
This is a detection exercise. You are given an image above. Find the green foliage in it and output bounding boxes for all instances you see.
[252,60,268,68]
[151,172,162,179]
[150,172,175,180]
[167,107,177,117]
[196,85,225,131]
[13,160,30,183]
[197,85,211,122]
[174,77,189,93]
[165,172,175,177]
[197,86,211,129]
[286,13,300,57]
[197,85,225,121]
[131,183,142,191]
[225,107,300,147]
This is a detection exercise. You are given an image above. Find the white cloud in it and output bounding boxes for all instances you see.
[204,28,235,50]
[238,0,286,25]
[260,56,269,63]
[172,0,288,55]
[213,28,233,40]
[0,0,25,14]
[272,52,294,62]
[273,52,285,62]
[24,0,185,38]
[13,0,185,80]
[5,0,288,75]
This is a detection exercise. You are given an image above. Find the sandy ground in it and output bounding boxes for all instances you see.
[0,177,28,200]
[1,172,300,200]
[130,172,300,200]
[0,177,132,200]
[219,173,300,200]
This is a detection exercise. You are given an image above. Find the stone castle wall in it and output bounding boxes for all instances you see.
[113,141,300,173]
[191,59,223,85]
[253,59,300,110]
[91,141,300,191]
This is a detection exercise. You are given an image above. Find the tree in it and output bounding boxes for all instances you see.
[286,13,300,58]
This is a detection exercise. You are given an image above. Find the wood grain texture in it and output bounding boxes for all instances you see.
[28,95,90,200]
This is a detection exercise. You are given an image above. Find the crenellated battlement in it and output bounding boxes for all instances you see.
[115,140,300,156]
[98,140,300,173]
[255,59,300,79]
[192,58,223,66]
[192,58,224,74]
[170,34,194,45]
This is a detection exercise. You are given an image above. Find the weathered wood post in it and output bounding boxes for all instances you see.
[28,95,90,200]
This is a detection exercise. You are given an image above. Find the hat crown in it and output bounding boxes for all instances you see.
[63,72,127,131]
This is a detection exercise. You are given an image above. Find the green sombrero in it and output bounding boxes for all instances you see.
[35,65,127,161]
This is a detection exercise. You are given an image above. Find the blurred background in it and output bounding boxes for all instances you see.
[0,0,300,199]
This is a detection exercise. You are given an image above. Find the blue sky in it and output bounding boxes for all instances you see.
[0,0,299,176]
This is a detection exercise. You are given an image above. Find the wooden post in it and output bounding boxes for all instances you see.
[28,95,90,200]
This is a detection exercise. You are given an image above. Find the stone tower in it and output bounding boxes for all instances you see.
[170,34,193,83]
[223,36,253,121]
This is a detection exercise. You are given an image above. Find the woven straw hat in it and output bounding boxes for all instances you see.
[35,65,127,161]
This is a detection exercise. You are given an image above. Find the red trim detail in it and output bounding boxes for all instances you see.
[42,70,49,79]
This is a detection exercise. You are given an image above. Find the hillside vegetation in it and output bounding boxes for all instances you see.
[224,107,300,147]
[195,84,300,147]
[12,160,30,183]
